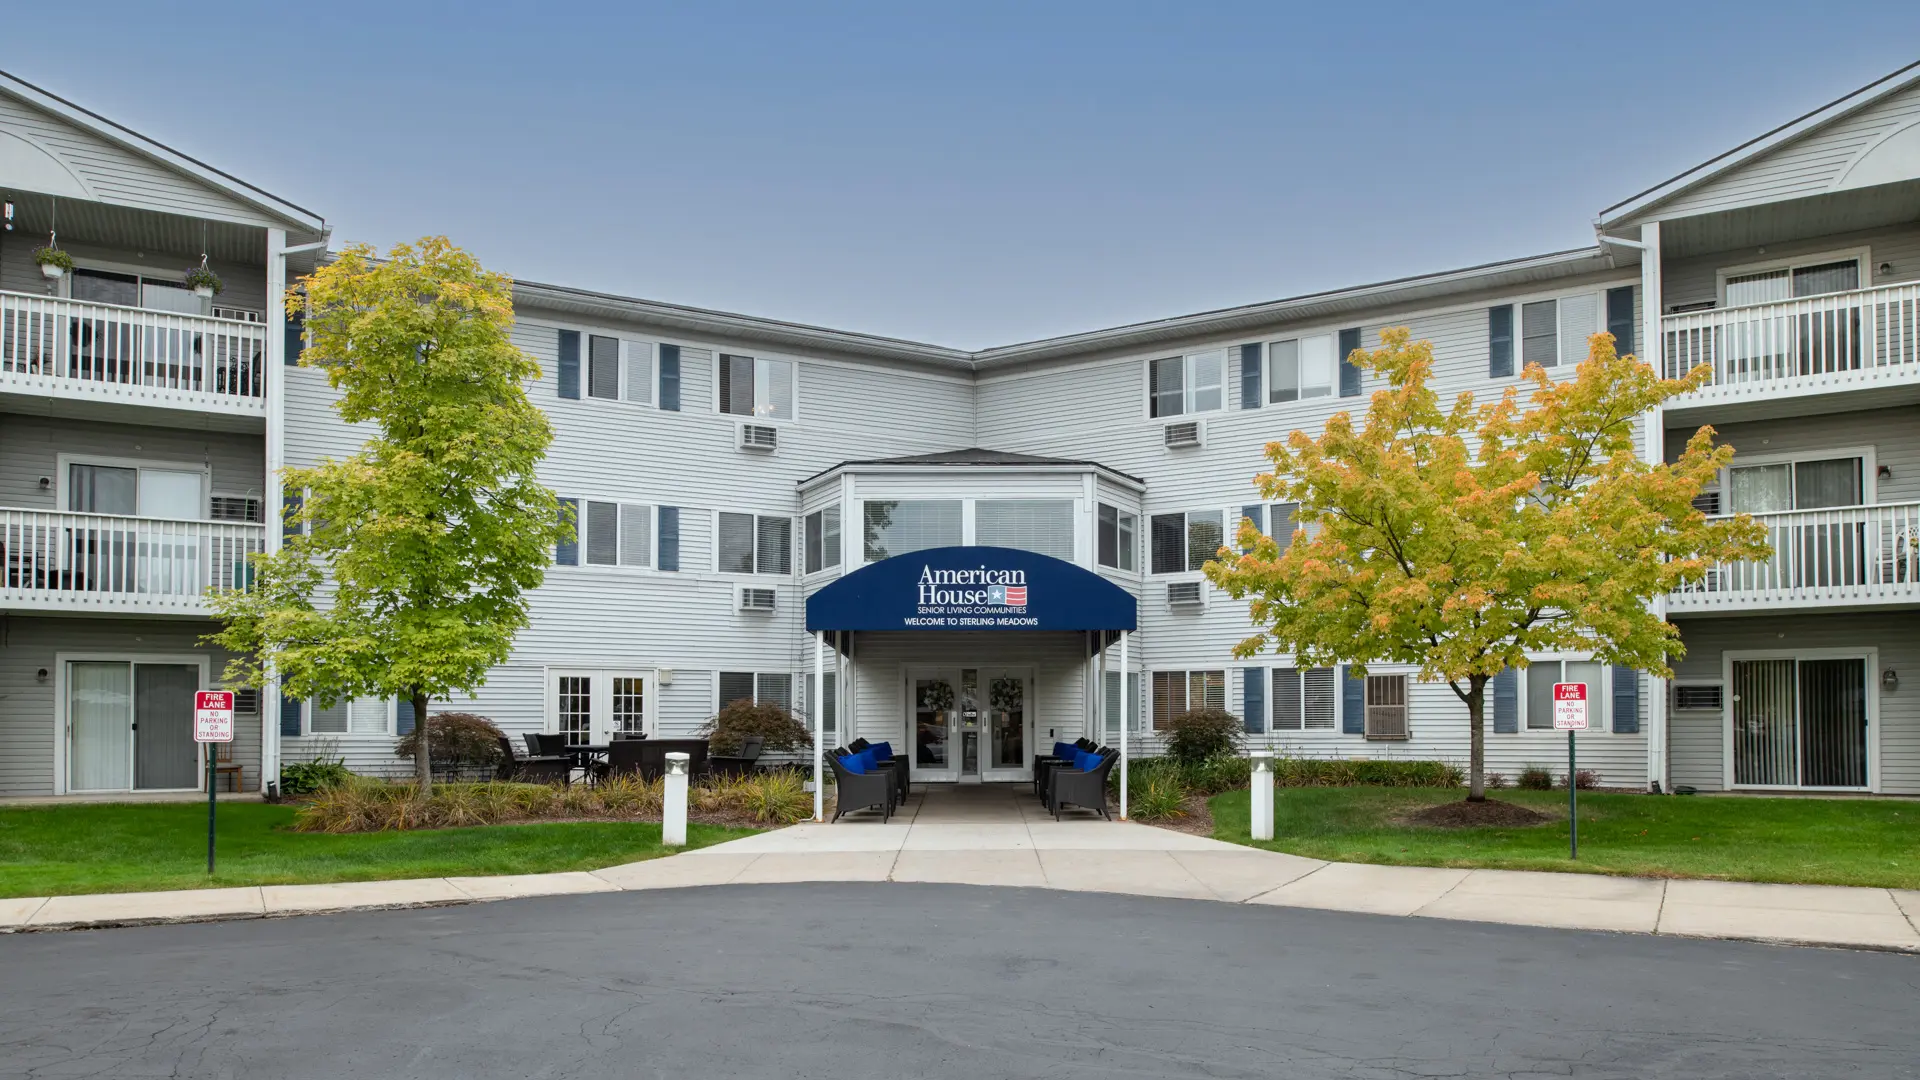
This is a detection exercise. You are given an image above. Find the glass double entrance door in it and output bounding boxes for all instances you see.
[67,661,202,792]
[908,667,1031,782]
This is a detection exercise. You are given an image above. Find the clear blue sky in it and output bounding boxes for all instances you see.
[8,3,1917,347]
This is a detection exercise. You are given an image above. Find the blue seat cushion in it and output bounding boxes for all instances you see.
[868,741,893,762]
[838,753,866,775]
[1075,750,1101,773]
[855,748,879,773]
[1053,741,1078,760]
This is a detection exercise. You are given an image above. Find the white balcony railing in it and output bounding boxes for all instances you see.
[1661,281,1920,404]
[0,508,265,613]
[1671,501,1920,611]
[0,289,267,411]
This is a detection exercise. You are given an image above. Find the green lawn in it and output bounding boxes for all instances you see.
[0,803,755,898]
[1211,787,1920,889]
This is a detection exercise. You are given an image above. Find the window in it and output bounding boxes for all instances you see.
[587,334,620,400]
[1519,294,1598,369]
[1524,660,1604,731]
[65,461,205,519]
[611,676,645,735]
[1269,503,1299,555]
[863,499,961,561]
[719,672,794,711]
[1149,510,1224,574]
[718,353,795,420]
[1103,669,1142,739]
[804,670,839,738]
[1151,670,1225,730]
[1097,503,1137,571]
[1270,667,1337,730]
[1363,675,1409,740]
[1727,456,1863,514]
[70,267,203,314]
[1724,256,1862,307]
[1267,334,1336,402]
[555,499,654,568]
[1148,349,1225,418]
[805,506,842,574]
[976,499,1074,560]
[307,696,392,736]
[719,512,792,575]
[550,670,650,741]
[557,676,593,742]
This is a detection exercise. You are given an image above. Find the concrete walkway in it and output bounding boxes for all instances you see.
[5,784,1918,952]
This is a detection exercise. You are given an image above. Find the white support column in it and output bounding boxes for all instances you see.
[1118,629,1129,820]
[814,630,826,822]
[1097,632,1108,744]
[262,227,288,793]
[1641,221,1671,794]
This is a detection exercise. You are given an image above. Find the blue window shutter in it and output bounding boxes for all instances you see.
[557,330,581,399]
[1488,305,1514,378]
[1239,504,1264,553]
[1338,328,1363,398]
[657,506,680,571]
[279,694,302,737]
[1242,667,1265,734]
[1238,343,1262,410]
[554,498,580,565]
[284,312,305,366]
[395,696,416,736]
[1341,666,1365,734]
[1612,666,1640,734]
[658,344,681,411]
[281,489,304,540]
[1492,668,1518,734]
[1607,286,1635,358]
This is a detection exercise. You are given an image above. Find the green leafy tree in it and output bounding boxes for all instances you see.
[209,237,566,793]
[1207,328,1770,800]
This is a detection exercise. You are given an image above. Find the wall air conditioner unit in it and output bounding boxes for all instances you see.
[1163,420,1203,449]
[210,495,263,523]
[738,586,777,613]
[738,424,779,452]
[1691,489,1721,515]
[1165,580,1204,608]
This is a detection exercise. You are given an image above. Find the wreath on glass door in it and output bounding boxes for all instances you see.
[918,680,954,713]
[989,677,1023,714]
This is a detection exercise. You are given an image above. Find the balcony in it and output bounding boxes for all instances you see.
[1669,501,1920,614]
[1661,281,1920,419]
[0,289,268,422]
[0,509,265,615]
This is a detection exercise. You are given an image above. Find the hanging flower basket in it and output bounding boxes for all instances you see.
[184,265,223,298]
[33,246,72,279]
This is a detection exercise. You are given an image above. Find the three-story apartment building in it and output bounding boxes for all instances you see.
[4,60,1918,800]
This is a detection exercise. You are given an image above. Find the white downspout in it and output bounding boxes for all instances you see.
[262,227,287,794]
[1118,629,1129,820]
[1640,221,1670,794]
[814,630,825,822]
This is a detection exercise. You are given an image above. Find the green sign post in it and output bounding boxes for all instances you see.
[1552,682,1589,861]
[194,690,235,876]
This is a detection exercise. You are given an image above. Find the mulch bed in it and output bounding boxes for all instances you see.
[1140,792,1218,836]
[1401,798,1551,829]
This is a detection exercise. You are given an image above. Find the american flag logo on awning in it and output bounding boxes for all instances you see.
[1003,585,1028,607]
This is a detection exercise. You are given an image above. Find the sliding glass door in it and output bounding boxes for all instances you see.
[67,660,202,792]
[1730,656,1869,789]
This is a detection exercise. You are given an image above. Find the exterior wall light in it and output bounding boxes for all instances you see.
[1883,669,1898,692]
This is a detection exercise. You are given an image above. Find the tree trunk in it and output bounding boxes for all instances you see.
[1466,677,1487,802]
[412,688,432,796]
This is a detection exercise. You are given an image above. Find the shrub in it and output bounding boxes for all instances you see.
[1518,766,1554,790]
[1163,708,1240,764]
[394,712,507,767]
[280,758,351,797]
[1566,769,1601,790]
[1129,771,1187,821]
[699,699,813,756]
[1484,772,1508,790]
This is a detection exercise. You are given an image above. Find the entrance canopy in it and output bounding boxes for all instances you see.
[806,545,1136,634]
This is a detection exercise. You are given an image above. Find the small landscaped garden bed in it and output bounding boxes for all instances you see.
[1212,786,1920,890]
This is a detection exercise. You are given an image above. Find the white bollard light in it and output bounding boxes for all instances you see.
[1249,750,1274,841]
[663,752,689,847]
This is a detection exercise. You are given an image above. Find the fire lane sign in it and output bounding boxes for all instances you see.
[194,690,235,743]
[1552,682,1588,731]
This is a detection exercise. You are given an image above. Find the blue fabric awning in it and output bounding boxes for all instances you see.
[805,545,1137,633]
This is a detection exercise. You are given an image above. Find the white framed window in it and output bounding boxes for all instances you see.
[804,506,842,574]
[68,265,205,315]
[1270,666,1338,731]
[718,353,796,420]
[1103,669,1143,739]
[1523,660,1606,732]
[719,512,792,575]
[585,333,656,405]
[975,499,1075,561]
[556,498,654,568]
[1363,674,1409,740]
[58,456,209,519]
[718,671,794,712]
[1151,670,1225,730]
[1097,503,1137,571]
[1718,249,1868,308]
[1148,349,1225,418]
[1148,509,1224,574]
[1725,452,1868,514]
[1519,293,1599,370]
[547,669,651,741]
[863,499,962,561]
[1267,334,1336,402]
[803,670,839,739]
[306,696,395,737]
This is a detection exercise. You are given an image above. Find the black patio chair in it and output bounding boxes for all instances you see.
[848,739,909,803]
[710,735,765,779]
[494,735,572,785]
[1033,739,1095,800]
[829,750,896,823]
[522,733,543,756]
[605,738,647,780]
[533,733,570,756]
[1048,749,1118,821]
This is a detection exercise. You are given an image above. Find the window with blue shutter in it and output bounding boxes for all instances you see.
[557,330,581,399]
[395,696,416,736]
[657,506,680,571]
[1612,666,1640,733]
[1239,504,1264,553]
[1238,343,1262,410]
[1338,328,1363,397]
[1341,666,1365,734]
[279,694,303,737]
[1492,668,1518,733]
[284,312,305,366]
[1606,286,1635,357]
[1488,305,1514,378]
[658,344,681,411]
[1242,667,1265,734]
[282,490,304,540]
[554,498,580,565]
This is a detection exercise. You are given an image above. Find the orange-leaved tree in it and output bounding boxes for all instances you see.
[1206,328,1770,800]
